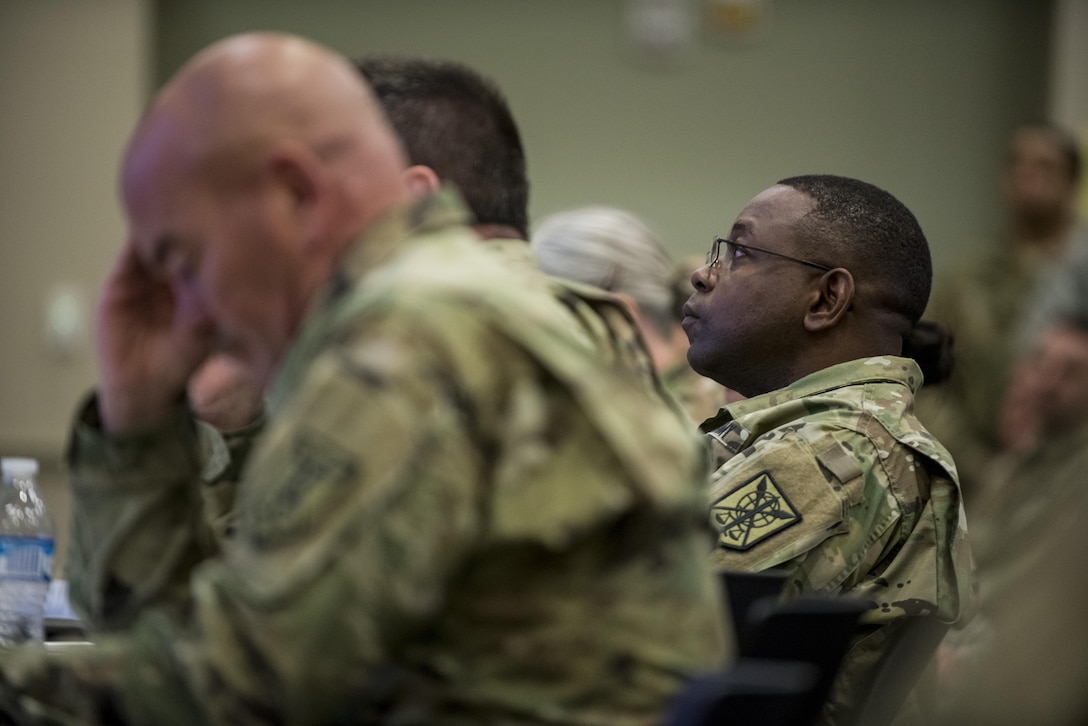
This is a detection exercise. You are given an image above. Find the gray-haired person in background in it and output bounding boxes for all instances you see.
[532,206,735,423]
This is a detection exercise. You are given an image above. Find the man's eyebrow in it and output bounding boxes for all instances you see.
[729,220,750,237]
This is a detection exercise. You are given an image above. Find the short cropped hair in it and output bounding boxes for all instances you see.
[355,55,530,238]
[777,175,932,326]
[532,207,678,336]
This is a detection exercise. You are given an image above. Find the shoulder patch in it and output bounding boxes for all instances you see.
[245,431,360,547]
[711,471,802,551]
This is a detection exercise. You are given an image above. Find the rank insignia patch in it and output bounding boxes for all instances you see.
[711,471,801,551]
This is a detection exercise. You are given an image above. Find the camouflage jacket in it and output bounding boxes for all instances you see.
[971,419,1088,609]
[701,357,975,724]
[66,213,670,638]
[4,192,728,725]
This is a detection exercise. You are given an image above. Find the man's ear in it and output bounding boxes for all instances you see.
[267,143,334,249]
[803,268,855,332]
[402,164,441,198]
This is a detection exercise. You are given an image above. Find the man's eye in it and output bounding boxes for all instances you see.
[165,251,197,284]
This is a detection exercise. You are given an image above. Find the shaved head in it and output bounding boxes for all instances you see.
[117,33,413,385]
[123,32,409,245]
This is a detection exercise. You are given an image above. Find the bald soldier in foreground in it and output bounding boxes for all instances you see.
[68,53,676,635]
[0,33,727,724]
[683,175,975,724]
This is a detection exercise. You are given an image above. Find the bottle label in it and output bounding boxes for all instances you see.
[0,537,53,582]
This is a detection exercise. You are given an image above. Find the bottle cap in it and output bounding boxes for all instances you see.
[1,458,39,480]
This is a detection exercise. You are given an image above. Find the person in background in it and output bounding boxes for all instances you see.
[683,174,975,725]
[940,318,1088,726]
[916,122,1086,502]
[355,56,659,369]
[356,54,529,244]
[532,206,734,424]
[9,33,727,723]
[980,312,1088,603]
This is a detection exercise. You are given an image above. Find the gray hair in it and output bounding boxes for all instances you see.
[532,207,678,335]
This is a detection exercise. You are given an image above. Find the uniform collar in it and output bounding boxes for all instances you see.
[331,187,471,297]
[701,356,923,434]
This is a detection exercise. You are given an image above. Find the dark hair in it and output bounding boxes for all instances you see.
[777,174,933,327]
[902,320,955,385]
[355,55,529,238]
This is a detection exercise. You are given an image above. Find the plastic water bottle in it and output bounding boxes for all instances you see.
[0,458,55,645]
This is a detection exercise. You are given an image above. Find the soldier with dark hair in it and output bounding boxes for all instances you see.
[683,175,975,725]
[356,55,530,240]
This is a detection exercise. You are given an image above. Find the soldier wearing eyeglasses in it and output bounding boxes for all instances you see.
[682,175,976,725]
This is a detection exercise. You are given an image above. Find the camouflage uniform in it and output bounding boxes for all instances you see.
[2,192,729,725]
[63,237,680,636]
[701,356,975,725]
[940,420,1088,725]
[65,219,668,634]
[941,420,1088,681]
[972,420,1088,603]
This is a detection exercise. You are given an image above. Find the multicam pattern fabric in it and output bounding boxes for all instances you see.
[971,420,1088,610]
[701,356,975,725]
[3,192,728,725]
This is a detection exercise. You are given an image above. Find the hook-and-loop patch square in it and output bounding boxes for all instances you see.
[711,470,801,551]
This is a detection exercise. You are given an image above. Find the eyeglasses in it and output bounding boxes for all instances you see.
[706,236,834,272]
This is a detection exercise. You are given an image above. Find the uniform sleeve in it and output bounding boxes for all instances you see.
[706,428,901,596]
[64,395,219,632]
[0,310,497,724]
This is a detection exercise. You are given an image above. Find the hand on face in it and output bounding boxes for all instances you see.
[188,353,265,432]
[95,240,217,432]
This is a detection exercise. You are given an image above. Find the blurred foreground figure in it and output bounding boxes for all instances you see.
[917,122,1086,499]
[684,175,975,725]
[0,33,726,724]
[72,54,680,635]
[532,206,734,423]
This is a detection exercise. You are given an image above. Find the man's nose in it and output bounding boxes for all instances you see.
[691,264,715,292]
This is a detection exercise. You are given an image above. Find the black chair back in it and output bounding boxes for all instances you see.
[743,594,871,722]
[719,568,791,655]
[664,658,821,726]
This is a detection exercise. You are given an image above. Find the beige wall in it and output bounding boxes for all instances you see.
[153,0,1052,270]
[1051,0,1088,217]
[0,0,1059,462]
[0,0,150,458]
[0,0,150,575]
